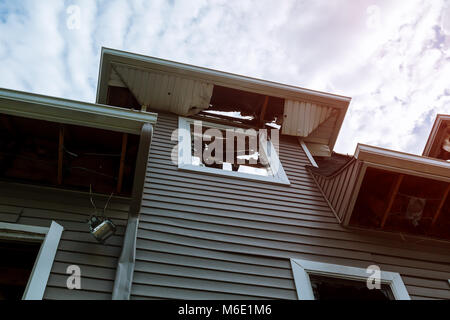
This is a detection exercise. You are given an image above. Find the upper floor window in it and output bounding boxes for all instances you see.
[176,117,290,185]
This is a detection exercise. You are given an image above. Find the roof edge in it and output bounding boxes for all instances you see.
[96,47,352,107]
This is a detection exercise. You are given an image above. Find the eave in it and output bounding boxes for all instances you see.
[0,87,157,134]
[355,144,450,180]
[96,47,351,108]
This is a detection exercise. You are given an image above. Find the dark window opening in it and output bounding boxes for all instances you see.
[190,124,272,176]
[350,167,450,240]
[0,240,41,300]
[206,85,285,127]
[309,274,395,300]
[0,114,139,196]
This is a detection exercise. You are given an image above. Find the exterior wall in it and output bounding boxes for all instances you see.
[0,181,130,299]
[310,159,361,222]
[134,112,450,300]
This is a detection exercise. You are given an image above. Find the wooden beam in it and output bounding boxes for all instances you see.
[116,133,128,194]
[380,174,404,228]
[431,183,450,226]
[57,125,65,185]
[259,96,269,127]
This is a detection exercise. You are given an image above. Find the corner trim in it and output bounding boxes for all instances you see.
[299,139,318,168]
[112,123,153,300]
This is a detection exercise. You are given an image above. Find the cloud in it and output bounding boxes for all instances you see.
[0,0,449,155]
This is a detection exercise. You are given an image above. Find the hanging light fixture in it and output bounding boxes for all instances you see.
[88,215,117,243]
[87,186,116,243]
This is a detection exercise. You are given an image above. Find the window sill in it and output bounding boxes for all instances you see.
[178,163,291,186]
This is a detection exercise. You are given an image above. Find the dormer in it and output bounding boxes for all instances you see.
[308,141,450,242]
[96,48,351,158]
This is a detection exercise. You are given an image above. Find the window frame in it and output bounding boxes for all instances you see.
[177,117,290,185]
[0,221,64,300]
[290,258,411,300]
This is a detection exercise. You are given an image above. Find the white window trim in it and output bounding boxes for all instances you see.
[290,258,411,300]
[0,221,64,300]
[178,117,290,185]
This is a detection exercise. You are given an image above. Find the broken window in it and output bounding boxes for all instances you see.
[178,117,290,185]
[190,124,272,176]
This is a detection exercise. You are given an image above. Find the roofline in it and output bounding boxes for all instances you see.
[0,87,157,134]
[422,114,450,157]
[96,47,352,108]
[355,143,450,179]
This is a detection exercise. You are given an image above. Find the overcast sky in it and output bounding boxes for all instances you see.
[0,0,449,155]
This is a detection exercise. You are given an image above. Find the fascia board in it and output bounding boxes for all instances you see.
[96,47,352,108]
[0,87,157,134]
[422,114,450,157]
[355,143,450,178]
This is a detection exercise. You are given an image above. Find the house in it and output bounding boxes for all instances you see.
[0,47,449,300]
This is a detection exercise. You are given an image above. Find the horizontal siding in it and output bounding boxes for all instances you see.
[0,182,129,300]
[133,112,450,300]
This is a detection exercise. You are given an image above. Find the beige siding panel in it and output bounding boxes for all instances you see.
[281,99,335,138]
[112,64,213,115]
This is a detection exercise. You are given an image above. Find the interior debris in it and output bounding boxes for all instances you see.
[0,114,139,195]
[350,167,450,240]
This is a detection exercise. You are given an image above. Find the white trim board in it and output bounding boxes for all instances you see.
[299,139,318,168]
[355,143,450,178]
[290,258,411,300]
[177,117,290,185]
[423,114,450,157]
[0,221,64,300]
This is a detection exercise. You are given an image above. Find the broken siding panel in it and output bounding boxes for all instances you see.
[0,183,129,300]
[133,112,450,300]
[112,64,214,115]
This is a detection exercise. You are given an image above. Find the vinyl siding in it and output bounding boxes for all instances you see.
[134,112,450,300]
[0,182,129,300]
[310,159,361,222]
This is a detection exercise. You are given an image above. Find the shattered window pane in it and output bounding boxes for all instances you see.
[189,124,272,176]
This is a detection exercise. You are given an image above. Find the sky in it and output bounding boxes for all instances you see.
[0,0,449,155]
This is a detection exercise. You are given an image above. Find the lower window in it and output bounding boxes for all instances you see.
[0,240,41,300]
[0,221,63,300]
[290,258,410,300]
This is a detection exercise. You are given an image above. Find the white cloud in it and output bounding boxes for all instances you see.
[0,0,449,155]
